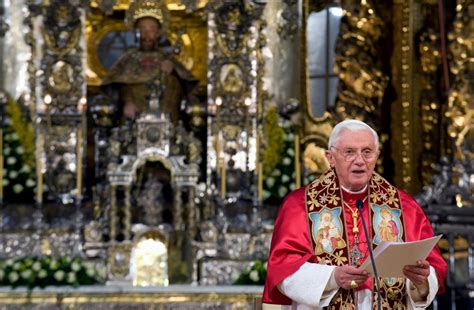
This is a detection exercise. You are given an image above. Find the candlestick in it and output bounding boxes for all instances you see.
[36,133,43,204]
[76,127,82,199]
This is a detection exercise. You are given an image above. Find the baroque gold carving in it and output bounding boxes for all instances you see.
[390,1,414,190]
[42,3,82,56]
[446,0,472,160]
[333,1,388,120]
[418,25,442,185]
[107,243,132,281]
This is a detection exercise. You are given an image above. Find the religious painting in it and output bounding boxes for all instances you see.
[371,204,403,244]
[309,207,346,255]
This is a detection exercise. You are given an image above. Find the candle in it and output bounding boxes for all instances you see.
[36,133,43,204]
[221,161,226,199]
[76,127,82,199]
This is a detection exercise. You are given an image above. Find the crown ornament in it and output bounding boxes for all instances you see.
[126,0,170,32]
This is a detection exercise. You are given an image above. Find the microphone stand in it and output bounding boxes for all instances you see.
[356,199,381,310]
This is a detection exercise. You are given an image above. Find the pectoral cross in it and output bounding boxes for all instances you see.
[349,234,364,266]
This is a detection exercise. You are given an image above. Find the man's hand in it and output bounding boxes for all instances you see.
[161,60,174,74]
[403,260,430,286]
[334,265,369,290]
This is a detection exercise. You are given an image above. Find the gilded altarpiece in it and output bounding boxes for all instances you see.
[24,1,87,206]
[301,0,390,180]
[301,0,472,195]
[206,0,264,201]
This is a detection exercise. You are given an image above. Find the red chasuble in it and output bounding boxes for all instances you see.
[262,174,447,305]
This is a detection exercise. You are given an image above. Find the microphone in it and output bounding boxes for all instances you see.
[356,199,381,310]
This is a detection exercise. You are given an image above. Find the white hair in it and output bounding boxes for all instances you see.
[328,119,380,149]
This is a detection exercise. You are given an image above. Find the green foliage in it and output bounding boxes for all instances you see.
[262,118,297,204]
[0,256,105,289]
[233,260,267,285]
[2,95,36,203]
[262,107,285,177]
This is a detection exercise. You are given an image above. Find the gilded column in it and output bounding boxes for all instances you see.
[391,0,420,193]
[187,186,196,238]
[174,185,183,231]
[110,185,117,241]
[123,185,131,241]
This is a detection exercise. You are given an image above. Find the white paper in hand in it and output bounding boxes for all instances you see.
[360,235,442,277]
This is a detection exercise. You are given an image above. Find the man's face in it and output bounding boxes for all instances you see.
[136,17,161,51]
[325,129,379,191]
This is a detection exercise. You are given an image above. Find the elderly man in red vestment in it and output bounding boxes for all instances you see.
[263,119,447,309]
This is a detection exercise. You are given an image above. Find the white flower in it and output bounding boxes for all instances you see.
[21,165,31,173]
[20,269,32,279]
[3,148,10,155]
[71,262,81,272]
[13,184,23,193]
[86,267,95,278]
[287,148,295,156]
[263,190,271,199]
[67,272,77,283]
[26,179,35,187]
[16,146,24,154]
[50,260,59,270]
[13,262,21,270]
[54,270,65,281]
[283,157,292,165]
[8,271,19,283]
[3,179,9,186]
[278,186,288,197]
[38,270,47,279]
[249,270,259,282]
[97,265,107,279]
[265,177,275,188]
[32,262,41,271]
[281,175,290,183]
[286,133,294,141]
[9,171,18,179]
[271,169,281,177]
[289,183,296,191]
[10,133,19,141]
[6,157,17,165]
[5,259,14,267]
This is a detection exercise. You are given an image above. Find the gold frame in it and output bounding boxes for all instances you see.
[86,19,129,86]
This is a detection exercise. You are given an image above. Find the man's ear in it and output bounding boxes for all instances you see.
[325,150,335,168]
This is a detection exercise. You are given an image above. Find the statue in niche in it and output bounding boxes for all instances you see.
[134,161,174,227]
[48,61,73,93]
[220,63,244,94]
[102,0,198,125]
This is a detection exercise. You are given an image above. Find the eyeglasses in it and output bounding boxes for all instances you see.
[330,146,379,162]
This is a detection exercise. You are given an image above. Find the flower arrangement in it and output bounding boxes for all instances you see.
[234,259,267,285]
[2,95,36,203]
[262,113,297,205]
[0,256,104,289]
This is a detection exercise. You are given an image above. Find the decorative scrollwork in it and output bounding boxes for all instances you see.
[333,0,389,122]
[446,0,472,161]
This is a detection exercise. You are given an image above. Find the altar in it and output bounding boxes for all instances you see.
[0,285,263,309]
